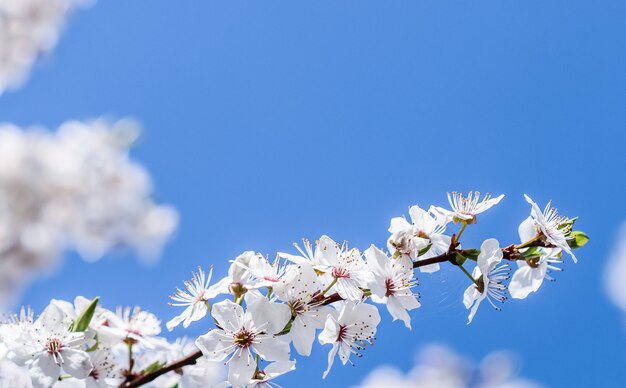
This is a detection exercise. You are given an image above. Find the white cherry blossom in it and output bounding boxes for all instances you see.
[98,307,163,349]
[318,301,381,379]
[509,218,563,299]
[434,192,504,224]
[244,255,288,289]
[315,238,373,301]
[167,267,220,331]
[7,304,93,388]
[388,205,451,273]
[278,235,337,272]
[365,245,420,329]
[463,239,510,324]
[210,251,263,296]
[195,299,291,388]
[273,263,333,356]
[523,194,576,262]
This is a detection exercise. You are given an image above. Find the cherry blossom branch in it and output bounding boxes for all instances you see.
[123,239,549,388]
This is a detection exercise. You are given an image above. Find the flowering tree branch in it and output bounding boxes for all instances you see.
[1,192,589,388]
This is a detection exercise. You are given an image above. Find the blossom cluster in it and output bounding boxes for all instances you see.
[0,119,178,309]
[0,298,225,387]
[0,0,91,94]
[0,192,587,387]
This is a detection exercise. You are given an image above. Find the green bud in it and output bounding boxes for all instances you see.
[568,231,589,249]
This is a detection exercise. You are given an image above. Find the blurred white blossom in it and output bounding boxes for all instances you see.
[0,0,92,94]
[356,345,541,388]
[605,223,626,314]
[0,119,178,308]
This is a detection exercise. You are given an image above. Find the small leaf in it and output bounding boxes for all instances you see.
[417,243,433,257]
[461,249,480,261]
[455,253,467,266]
[276,319,293,336]
[569,231,589,249]
[71,297,99,332]
[142,361,166,374]
[85,335,99,352]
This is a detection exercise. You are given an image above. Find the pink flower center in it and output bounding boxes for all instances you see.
[332,267,350,279]
[45,338,63,354]
[385,278,396,297]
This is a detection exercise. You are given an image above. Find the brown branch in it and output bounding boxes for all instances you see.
[121,350,202,388]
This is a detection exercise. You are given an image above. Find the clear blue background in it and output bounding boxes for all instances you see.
[2,1,625,386]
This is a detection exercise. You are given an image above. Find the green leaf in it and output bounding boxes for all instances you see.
[461,249,480,261]
[142,361,166,374]
[71,297,99,332]
[520,246,541,258]
[455,253,467,266]
[276,319,293,336]
[569,231,589,249]
[417,243,432,257]
[85,335,99,352]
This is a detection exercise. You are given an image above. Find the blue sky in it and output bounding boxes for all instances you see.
[3,1,626,386]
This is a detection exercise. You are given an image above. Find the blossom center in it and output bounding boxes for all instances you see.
[45,338,63,354]
[234,329,255,348]
[332,267,350,279]
[288,299,306,316]
[384,278,397,297]
[336,325,347,342]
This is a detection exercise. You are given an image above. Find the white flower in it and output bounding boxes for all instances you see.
[273,263,334,356]
[245,255,288,289]
[523,194,576,262]
[195,299,291,388]
[314,237,373,301]
[210,252,262,296]
[247,360,296,388]
[282,236,372,300]
[434,192,505,224]
[167,267,220,331]
[0,120,178,309]
[318,301,381,379]
[98,307,163,349]
[0,0,90,94]
[388,205,451,273]
[83,348,121,388]
[509,218,563,299]
[8,304,94,388]
[278,235,337,271]
[463,239,510,324]
[365,245,420,329]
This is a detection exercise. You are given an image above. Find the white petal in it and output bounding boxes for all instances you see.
[364,245,389,279]
[228,349,256,388]
[386,296,412,329]
[30,356,60,388]
[334,279,363,301]
[264,360,296,379]
[60,348,93,379]
[318,315,340,345]
[247,298,291,334]
[195,330,233,362]
[252,337,290,362]
[322,344,339,379]
[211,300,245,332]
[518,217,537,243]
[166,306,191,331]
[290,318,316,356]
